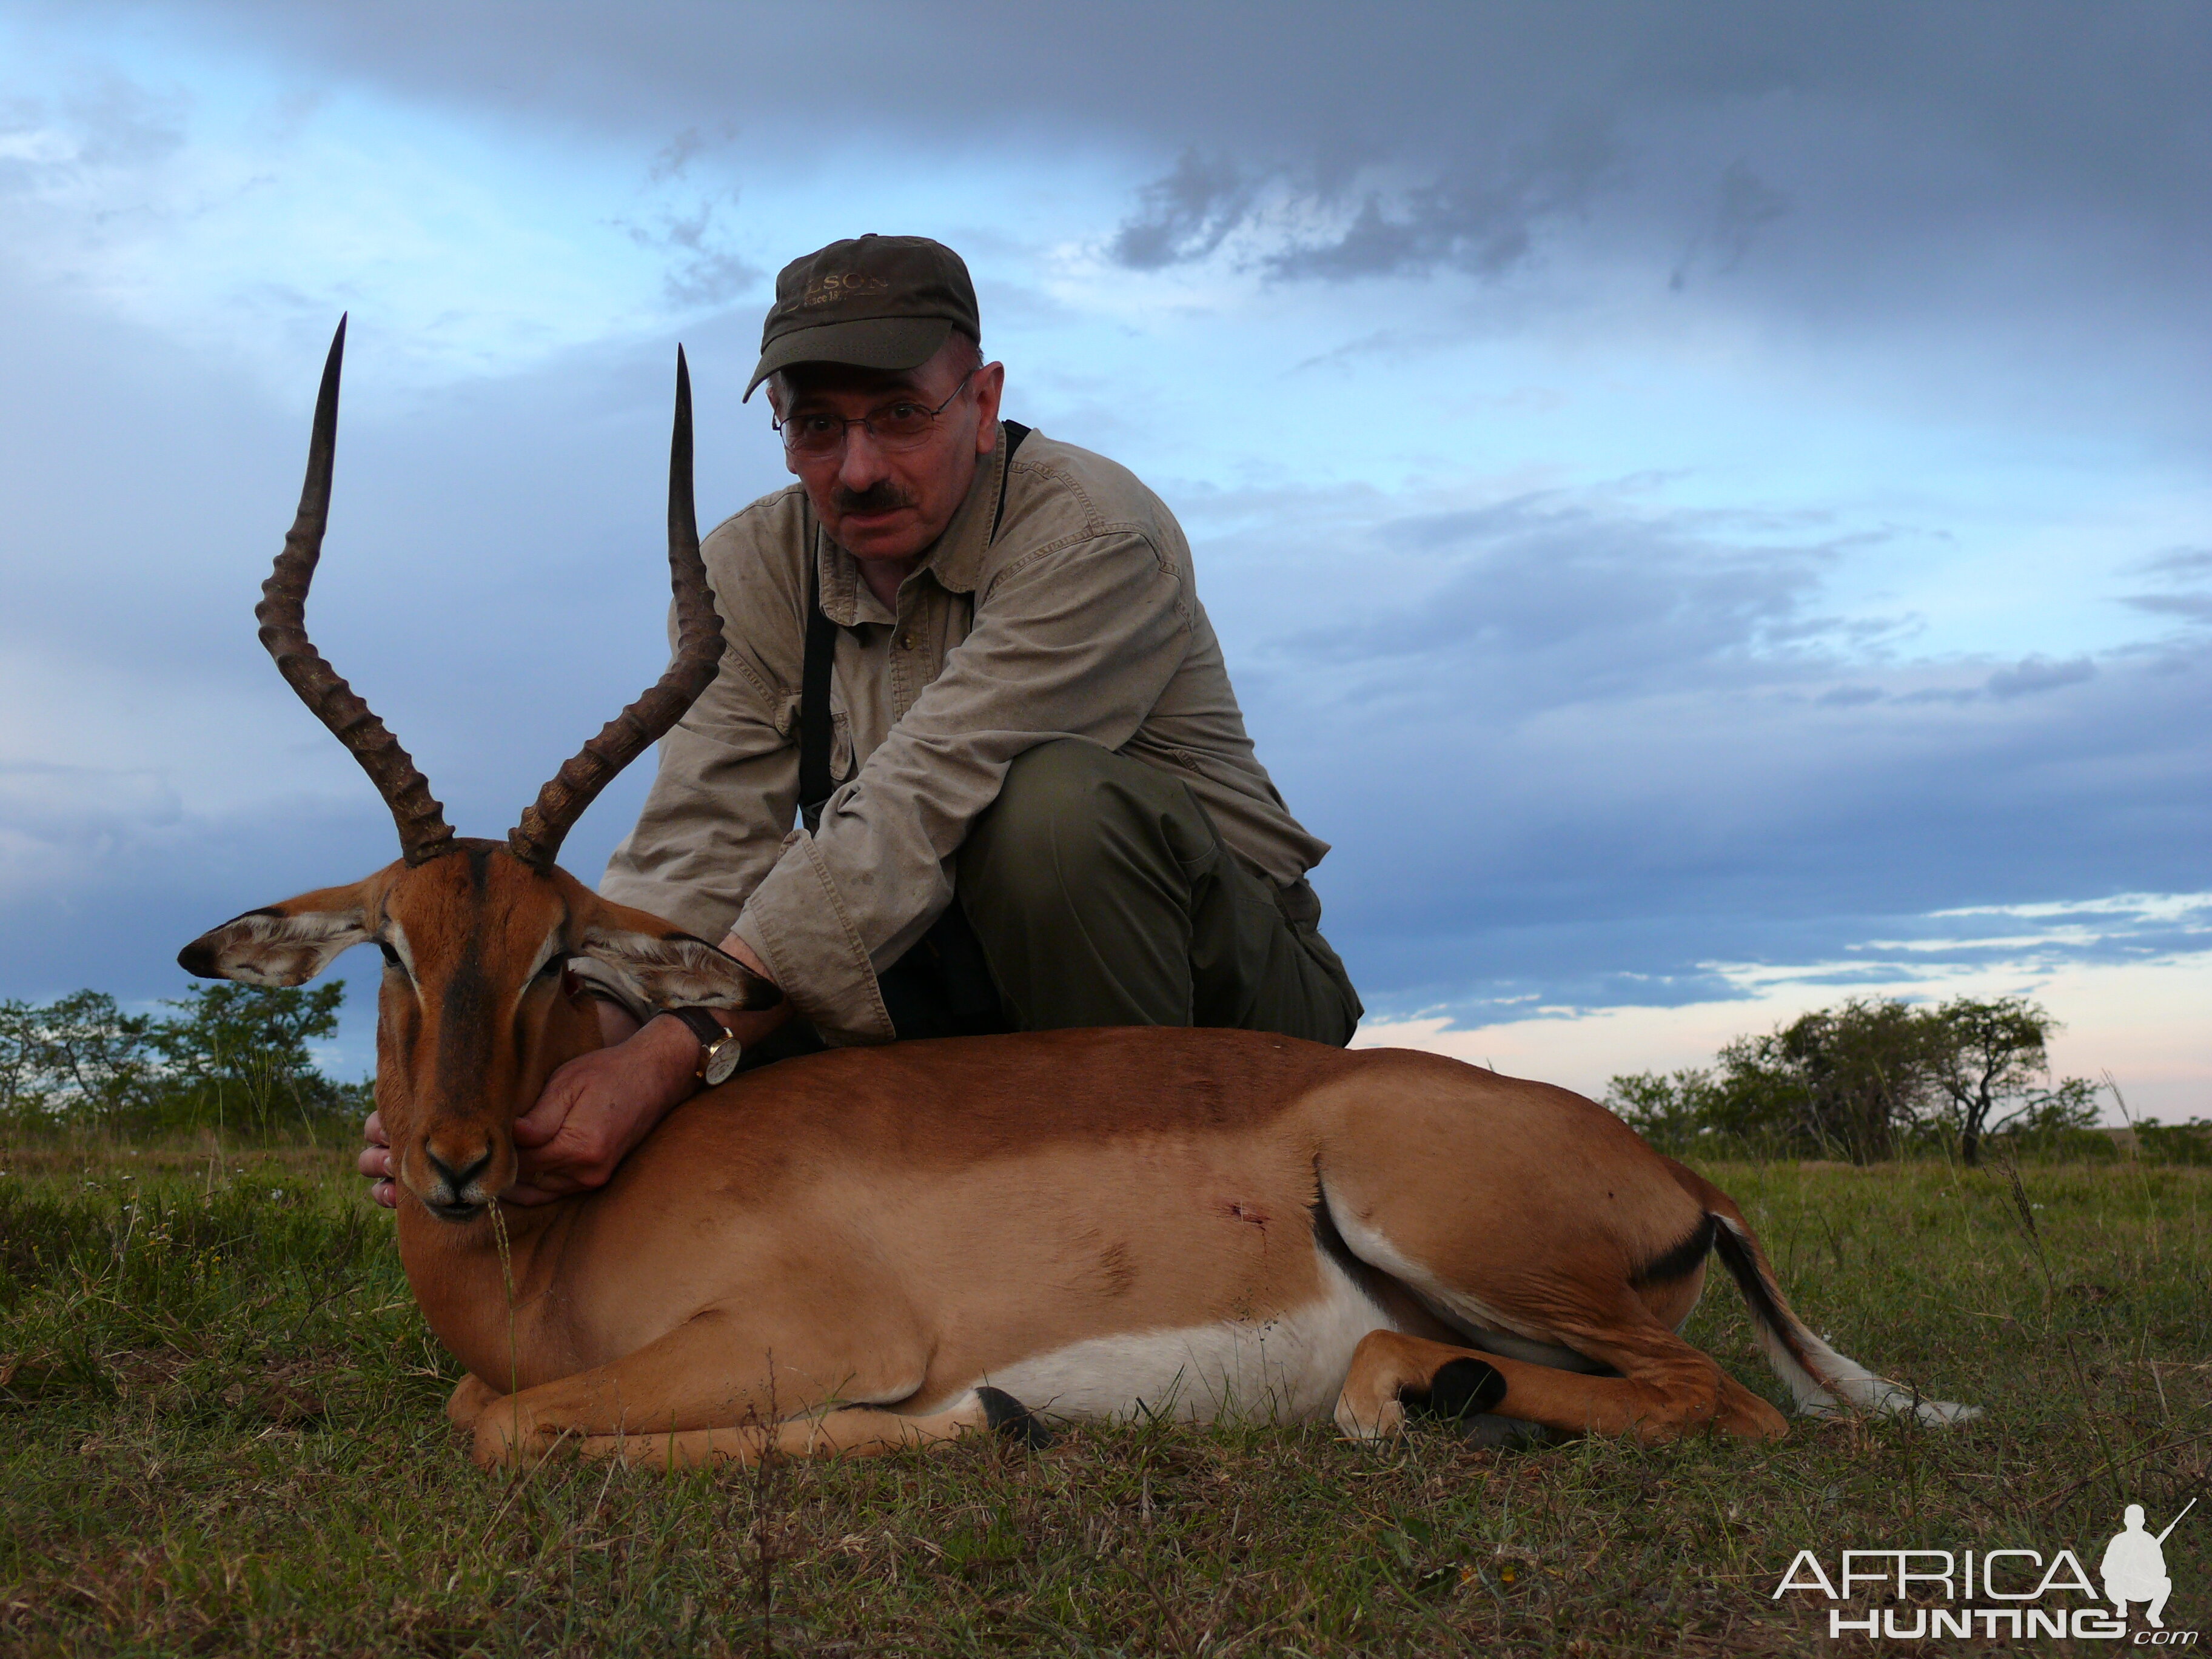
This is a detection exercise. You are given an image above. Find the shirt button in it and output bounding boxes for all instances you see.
[899,633,915,649]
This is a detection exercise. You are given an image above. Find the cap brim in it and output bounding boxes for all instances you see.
[743,316,954,401]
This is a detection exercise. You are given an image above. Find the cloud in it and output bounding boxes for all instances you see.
[2140,546,2212,577]
[1109,119,1621,284]
[634,198,762,309]
[647,124,718,184]
[1265,120,1620,283]
[628,127,763,307]
[1108,149,1255,270]
[1985,654,2094,699]
[1669,161,1791,290]
[15,3,2211,445]
[0,70,184,181]
[1290,490,1867,711]
[2122,545,2212,626]
[1196,480,2211,1020]
[2130,594,2212,624]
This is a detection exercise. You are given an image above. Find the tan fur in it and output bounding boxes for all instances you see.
[181,843,1971,1469]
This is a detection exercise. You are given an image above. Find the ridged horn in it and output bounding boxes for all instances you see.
[256,316,456,866]
[506,347,722,872]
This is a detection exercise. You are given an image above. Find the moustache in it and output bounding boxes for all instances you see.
[831,482,916,517]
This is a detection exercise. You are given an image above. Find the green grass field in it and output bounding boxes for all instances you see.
[2,1141,2205,1656]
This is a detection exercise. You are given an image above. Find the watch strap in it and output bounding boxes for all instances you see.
[662,1006,729,1049]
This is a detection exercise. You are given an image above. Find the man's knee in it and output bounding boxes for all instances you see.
[965,740,1208,903]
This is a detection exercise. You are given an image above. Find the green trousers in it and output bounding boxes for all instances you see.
[944,739,1361,1044]
[742,739,1361,1067]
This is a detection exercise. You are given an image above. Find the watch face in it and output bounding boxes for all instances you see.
[702,1039,743,1087]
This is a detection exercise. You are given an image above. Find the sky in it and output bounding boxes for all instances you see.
[1,1,2206,1118]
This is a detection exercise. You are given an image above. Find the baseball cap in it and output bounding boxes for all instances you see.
[744,234,981,401]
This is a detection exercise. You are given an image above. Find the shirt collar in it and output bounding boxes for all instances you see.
[812,423,1012,625]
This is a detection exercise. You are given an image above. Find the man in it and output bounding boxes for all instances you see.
[362,234,1358,1207]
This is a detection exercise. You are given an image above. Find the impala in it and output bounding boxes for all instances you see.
[181,321,1976,1469]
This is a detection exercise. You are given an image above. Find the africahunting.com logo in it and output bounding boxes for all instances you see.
[1773,1500,2197,1642]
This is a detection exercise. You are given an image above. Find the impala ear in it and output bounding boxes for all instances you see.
[579,900,781,1013]
[178,884,373,987]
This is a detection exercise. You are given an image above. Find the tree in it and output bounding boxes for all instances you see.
[1921,996,2093,1165]
[1604,1067,1720,1153]
[0,983,369,1142]
[149,982,352,1137]
[0,999,40,1131]
[1713,998,1936,1162]
[32,991,161,1137]
[1604,993,2100,1165]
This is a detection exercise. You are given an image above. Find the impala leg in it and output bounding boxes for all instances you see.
[446,1372,501,1429]
[1336,1328,1786,1446]
[461,1305,968,1470]
[545,1388,1050,1470]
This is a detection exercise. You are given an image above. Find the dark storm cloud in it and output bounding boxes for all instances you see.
[1261,118,1621,283]
[72,3,2208,354]
[1108,150,1254,270]
[1107,119,1624,284]
[76,1,2208,204]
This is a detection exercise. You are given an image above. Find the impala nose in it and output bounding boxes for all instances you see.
[424,1145,493,1205]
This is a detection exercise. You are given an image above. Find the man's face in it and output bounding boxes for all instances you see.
[772,341,1005,566]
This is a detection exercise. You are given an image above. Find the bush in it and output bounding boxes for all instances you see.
[2136,1116,2212,1165]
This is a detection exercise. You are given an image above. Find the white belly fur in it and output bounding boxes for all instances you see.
[979,1242,1398,1424]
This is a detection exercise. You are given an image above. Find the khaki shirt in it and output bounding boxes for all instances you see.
[597,424,1332,1045]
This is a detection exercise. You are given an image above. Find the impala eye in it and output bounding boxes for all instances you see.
[377,940,406,974]
[535,953,566,980]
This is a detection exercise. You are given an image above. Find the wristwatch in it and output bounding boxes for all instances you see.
[660,1007,744,1087]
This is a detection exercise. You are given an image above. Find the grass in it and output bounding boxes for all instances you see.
[1,1141,2207,1656]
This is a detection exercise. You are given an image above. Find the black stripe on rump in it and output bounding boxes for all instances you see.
[1631,1212,1717,1289]
[1308,1185,1364,1279]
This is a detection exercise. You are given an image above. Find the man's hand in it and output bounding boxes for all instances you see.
[359,939,792,1209]
[504,1012,702,1204]
[358,1111,397,1209]
[355,999,645,1209]
[508,967,789,1205]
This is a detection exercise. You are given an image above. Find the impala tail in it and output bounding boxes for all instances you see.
[1664,1160,1981,1427]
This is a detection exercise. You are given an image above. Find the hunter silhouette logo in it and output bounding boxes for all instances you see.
[2104,1500,2193,1631]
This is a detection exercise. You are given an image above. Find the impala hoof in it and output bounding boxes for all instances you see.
[1398,1356,1507,1423]
[974,1386,1054,1450]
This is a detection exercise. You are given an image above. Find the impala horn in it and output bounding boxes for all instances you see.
[258,315,457,866]
[506,344,723,873]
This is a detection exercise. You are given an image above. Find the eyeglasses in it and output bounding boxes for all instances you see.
[773,369,977,460]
